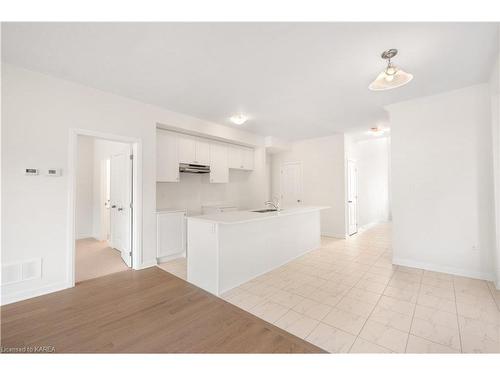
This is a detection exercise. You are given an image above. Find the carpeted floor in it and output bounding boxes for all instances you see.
[75,238,129,283]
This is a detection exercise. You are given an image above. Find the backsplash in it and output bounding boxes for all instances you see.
[157,170,258,215]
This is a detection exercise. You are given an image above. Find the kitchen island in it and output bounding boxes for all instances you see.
[186,206,328,296]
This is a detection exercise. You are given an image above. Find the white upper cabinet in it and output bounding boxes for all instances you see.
[228,145,254,170]
[157,130,254,183]
[195,139,210,165]
[227,146,241,169]
[178,135,210,165]
[157,130,180,182]
[209,142,229,183]
[241,147,255,170]
[178,136,196,164]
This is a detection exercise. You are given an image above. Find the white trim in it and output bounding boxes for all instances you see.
[321,232,346,239]
[67,128,143,290]
[1,281,69,306]
[137,259,158,270]
[157,252,186,264]
[358,220,389,232]
[393,257,494,282]
[75,233,95,240]
[345,158,358,237]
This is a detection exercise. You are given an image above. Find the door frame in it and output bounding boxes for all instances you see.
[346,158,358,236]
[67,128,143,288]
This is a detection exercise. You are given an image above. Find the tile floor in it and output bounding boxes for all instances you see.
[157,257,187,280]
[159,223,500,353]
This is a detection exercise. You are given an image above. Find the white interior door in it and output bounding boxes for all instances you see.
[281,162,303,206]
[110,145,132,267]
[347,159,358,236]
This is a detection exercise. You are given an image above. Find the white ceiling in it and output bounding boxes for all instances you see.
[2,22,498,140]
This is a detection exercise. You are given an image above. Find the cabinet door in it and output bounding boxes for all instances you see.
[178,136,196,164]
[209,143,229,183]
[227,146,242,169]
[241,148,254,170]
[157,212,186,258]
[157,131,179,182]
[195,140,210,165]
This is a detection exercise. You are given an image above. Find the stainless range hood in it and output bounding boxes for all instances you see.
[179,163,210,174]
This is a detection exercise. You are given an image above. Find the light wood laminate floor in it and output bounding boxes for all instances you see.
[0,267,323,353]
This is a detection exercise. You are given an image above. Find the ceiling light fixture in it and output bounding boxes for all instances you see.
[230,114,248,125]
[369,49,413,91]
[366,126,390,136]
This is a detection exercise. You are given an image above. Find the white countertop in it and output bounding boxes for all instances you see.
[188,205,329,224]
[155,208,187,214]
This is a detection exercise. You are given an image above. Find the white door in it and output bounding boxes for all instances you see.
[110,145,133,267]
[347,159,358,236]
[281,162,303,206]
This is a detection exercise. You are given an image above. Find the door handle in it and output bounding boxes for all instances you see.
[348,200,353,203]
[117,207,123,211]
[111,205,117,208]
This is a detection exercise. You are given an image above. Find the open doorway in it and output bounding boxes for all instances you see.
[345,133,391,237]
[74,135,134,283]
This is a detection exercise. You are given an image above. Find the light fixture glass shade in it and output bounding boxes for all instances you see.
[369,68,413,91]
[230,114,248,125]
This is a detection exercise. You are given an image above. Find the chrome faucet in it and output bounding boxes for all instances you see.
[264,198,281,211]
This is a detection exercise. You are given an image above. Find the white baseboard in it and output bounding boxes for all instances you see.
[135,259,158,270]
[358,220,389,232]
[393,257,494,282]
[321,232,346,239]
[1,281,70,306]
[157,252,186,263]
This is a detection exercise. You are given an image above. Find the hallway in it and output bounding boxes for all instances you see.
[75,238,129,283]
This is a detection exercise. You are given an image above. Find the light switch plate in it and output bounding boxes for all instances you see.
[25,168,39,176]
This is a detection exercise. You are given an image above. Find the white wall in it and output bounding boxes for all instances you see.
[490,30,500,287]
[157,147,270,215]
[1,63,266,304]
[271,135,346,238]
[387,84,496,280]
[352,137,390,228]
[75,136,94,239]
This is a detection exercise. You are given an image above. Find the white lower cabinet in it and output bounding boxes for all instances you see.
[157,210,186,260]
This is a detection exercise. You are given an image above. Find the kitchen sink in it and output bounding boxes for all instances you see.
[252,208,279,213]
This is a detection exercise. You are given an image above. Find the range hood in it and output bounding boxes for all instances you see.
[179,163,210,174]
